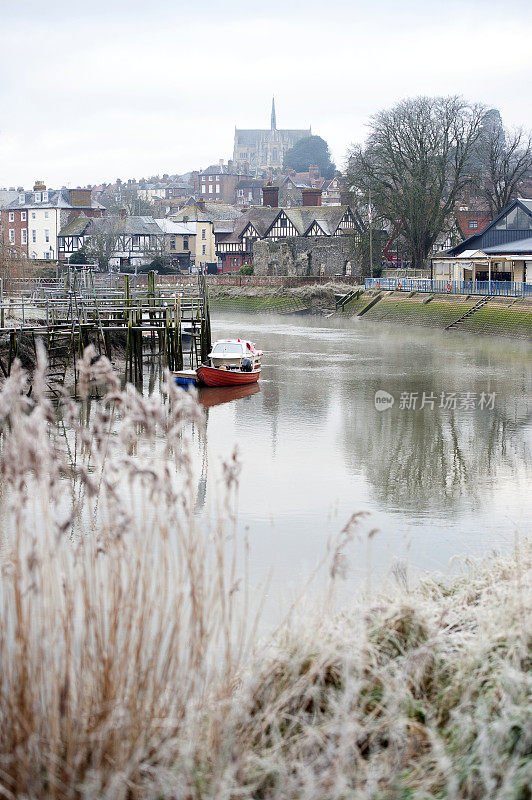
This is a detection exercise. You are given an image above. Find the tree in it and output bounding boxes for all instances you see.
[284,135,335,178]
[85,219,120,271]
[68,245,89,265]
[346,96,486,269]
[476,113,532,215]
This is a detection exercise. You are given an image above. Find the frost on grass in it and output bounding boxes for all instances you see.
[0,351,530,800]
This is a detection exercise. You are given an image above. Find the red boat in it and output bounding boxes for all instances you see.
[196,339,262,387]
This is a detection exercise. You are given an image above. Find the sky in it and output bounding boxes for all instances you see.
[1,0,531,189]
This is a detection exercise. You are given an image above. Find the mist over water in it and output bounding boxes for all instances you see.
[194,313,531,598]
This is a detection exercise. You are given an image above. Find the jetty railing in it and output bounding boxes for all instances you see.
[0,270,212,388]
[365,278,532,297]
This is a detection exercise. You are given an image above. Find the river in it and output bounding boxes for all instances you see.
[190,312,531,601]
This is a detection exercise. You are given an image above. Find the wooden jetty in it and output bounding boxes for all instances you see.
[0,269,212,393]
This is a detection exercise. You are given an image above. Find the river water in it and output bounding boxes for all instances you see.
[193,312,531,599]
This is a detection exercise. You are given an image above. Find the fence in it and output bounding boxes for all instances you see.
[365,277,532,297]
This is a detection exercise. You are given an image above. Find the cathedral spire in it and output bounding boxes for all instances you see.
[271,96,277,131]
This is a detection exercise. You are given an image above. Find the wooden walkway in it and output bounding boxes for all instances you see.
[0,270,212,392]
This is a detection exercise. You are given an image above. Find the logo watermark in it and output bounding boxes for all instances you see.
[375,390,496,411]
[374,390,395,411]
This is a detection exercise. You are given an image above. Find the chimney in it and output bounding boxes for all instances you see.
[69,188,92,208]
[262,184,279,208]
[302,188,322,207]
[119,208,127,218]
[33,180,46,191]
[196,198,206,211]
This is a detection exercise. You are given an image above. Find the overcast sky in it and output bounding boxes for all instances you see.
[1,0,531,189]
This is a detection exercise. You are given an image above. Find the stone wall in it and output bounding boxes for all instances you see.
[252,236,361,278]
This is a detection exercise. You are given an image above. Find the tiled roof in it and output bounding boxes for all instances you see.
[227,205,353,240]
[154,219,196,235]
[171,202,242,222]
[7,188,103,210]
[57,214,92,237]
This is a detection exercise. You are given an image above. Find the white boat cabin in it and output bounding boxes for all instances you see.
[208,339,262,371]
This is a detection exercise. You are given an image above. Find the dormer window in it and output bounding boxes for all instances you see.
[19,193,25,204]
[34,192,41,203]
[42,191,48,202]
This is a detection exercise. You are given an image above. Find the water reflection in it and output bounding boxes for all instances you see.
[200,314,531,584]
[15,314,529,595]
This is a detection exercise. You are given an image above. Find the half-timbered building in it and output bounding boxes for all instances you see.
[216,205,360,274]
[58,215,164,268]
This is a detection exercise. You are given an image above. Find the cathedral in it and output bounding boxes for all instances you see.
[233,98,311,173]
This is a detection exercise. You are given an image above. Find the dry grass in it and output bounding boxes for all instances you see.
[0,348,530,799]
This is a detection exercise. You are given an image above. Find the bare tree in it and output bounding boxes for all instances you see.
[85,218,120,271]
[477,123,532,215]
[346,96,486,269]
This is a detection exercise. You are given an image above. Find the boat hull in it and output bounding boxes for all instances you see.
[196,364,261,387]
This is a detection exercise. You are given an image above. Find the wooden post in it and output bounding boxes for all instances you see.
[126,317,132,382]
[8,331,14,374]
[176,296,183,371]
[124,274,130,312]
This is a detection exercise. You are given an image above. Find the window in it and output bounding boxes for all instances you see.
[45,229,50,243]
[202,229,206,239]
[34,192,41,203]
[208,185,213,193]
[212,342,243,356]
[468,220,478,229]
[31,212,36,219]
[42,191,48,202]
[44,252,50,260]
[18,193,25,204]
[209,176,213,181]
[183,238,189,250]
[237,189,244,197]
[8,212,14,222]
[201,185,206,194]
[21,229,27,244]
[170,238,175,250]
[9,229,15,243]
[44,211,49,219]
[202,244,206,255]
[21,211,27,221]
[280,216,287,227]
[216,185,220,193]
[32,230,36,243]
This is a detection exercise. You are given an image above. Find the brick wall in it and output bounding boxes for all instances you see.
[0,208,28,256]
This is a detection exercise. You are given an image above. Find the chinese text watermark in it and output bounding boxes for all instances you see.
[375,390,496,411]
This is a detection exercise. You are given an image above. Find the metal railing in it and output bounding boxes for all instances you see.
[365,278,532,297]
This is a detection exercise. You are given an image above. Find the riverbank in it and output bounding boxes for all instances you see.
[209,283,532,339]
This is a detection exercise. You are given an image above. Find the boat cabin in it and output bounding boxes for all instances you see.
[208,339,262,371]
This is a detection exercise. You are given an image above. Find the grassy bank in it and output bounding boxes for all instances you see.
[209,282,532,339]
[208,282,353,315]
[343,291,532,339]
[0,352,530,799]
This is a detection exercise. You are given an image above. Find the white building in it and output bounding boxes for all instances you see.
[3,181,104,260]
